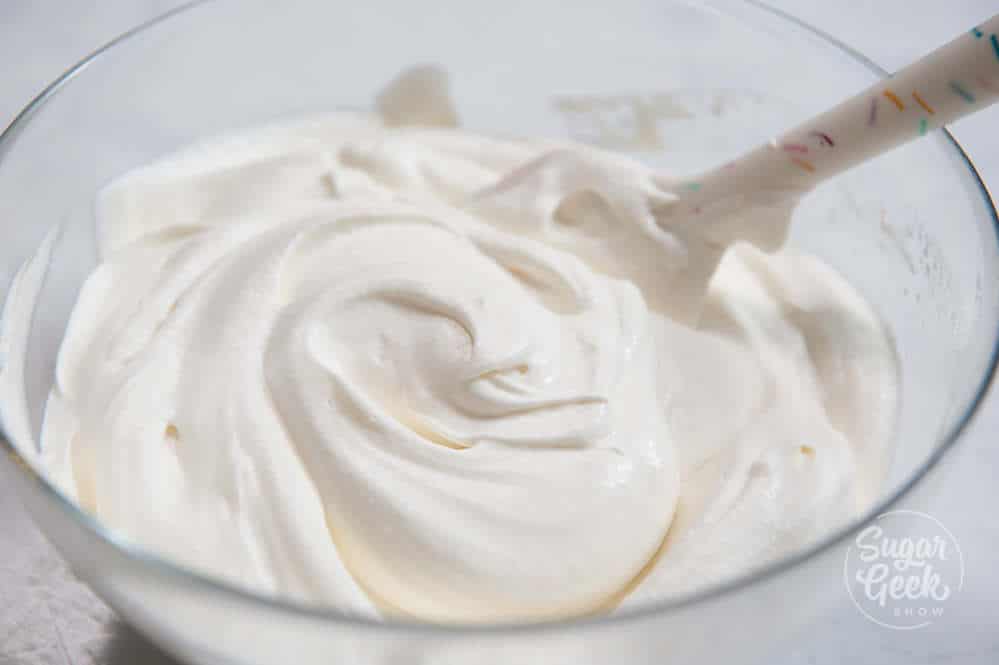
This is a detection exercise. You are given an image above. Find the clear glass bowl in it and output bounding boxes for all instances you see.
[1,1,997,663]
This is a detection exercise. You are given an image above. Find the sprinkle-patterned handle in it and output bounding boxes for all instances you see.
[679,15,999,209]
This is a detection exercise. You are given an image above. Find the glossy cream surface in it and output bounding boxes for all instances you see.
[40,71,897,623]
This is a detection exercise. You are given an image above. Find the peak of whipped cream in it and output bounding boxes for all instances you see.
[38,67,897,623]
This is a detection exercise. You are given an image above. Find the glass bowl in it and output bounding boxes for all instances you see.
[1,1,997,663]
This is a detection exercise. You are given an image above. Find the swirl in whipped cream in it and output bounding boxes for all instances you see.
[39,71,897,623]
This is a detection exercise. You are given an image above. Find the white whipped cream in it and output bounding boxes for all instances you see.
[39,73,898,623]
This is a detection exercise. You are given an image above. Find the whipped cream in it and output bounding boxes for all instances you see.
[39,71,898,623]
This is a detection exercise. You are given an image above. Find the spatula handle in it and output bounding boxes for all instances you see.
[679,15,999,205]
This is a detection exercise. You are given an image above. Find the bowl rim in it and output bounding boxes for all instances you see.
[1,0,998,636]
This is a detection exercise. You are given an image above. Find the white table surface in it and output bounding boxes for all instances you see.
[2,2,998,664]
